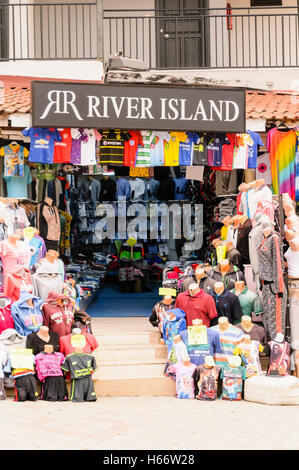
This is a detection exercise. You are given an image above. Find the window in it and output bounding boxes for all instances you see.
[250,1,282,6]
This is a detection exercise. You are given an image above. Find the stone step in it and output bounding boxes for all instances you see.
[93,359,167,380]
[95,330,161,346]
[94,376,176,397]
[95,343,167,362]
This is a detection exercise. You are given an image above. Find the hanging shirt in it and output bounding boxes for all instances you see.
[135,131,155,167]
[4,164,32,199]
[70,128,87,165]
[220,364,246,401]
[99,129,130,166]
[268,340,291,376]
[22,127,61,164]
[150,131,171,166]
[219,133,238,170]
[53,128,72,163]
[123,131,143,167]
[267,127,296,200]
[0,297,14,334]
[246,130,264,169]
[207,134,231,167]
[193,133,208,165]
[167,361,196,399]
[295,131,299,202]
[192,364,221,400]
[164,132,187,166]
[178,132,198,166]
[232,133,254,169]
[0,144,29,177]
[78,129,101,166]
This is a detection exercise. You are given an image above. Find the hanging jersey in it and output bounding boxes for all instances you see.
[99,129,130,166]
[0,144,29,177]
[164,132,187,166]
[135,131,154,167]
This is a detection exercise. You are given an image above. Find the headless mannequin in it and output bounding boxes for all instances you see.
[26,297,34,308]
[214,281,225,295]
[243,333,251,345]
[203,355,215,369]
[234,280,245,296]
[7,233,21,245]
[218,316,230,332]
[44,344,54,354]
[274,333,284,343]
[263,226,273,239]
[239,214,248,226]
[192,318,203,327]
[195,268,205,282]
[232,215,241,229]
[222,215,232,228]
[253,179,265,190]
[228,355,242,368]
[163,295,173,306]
[182,355,192,367]
[289,238,299,252]
[188,283,201,297]
[44,197,53,206]
[218,259,231,276]
[284,202,296,218]
[226,241,234,252]
[240,315,254,333]
[37,326,50,343]
[44,251,57,264]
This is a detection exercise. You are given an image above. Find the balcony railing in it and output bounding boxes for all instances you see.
[0,3,299,69]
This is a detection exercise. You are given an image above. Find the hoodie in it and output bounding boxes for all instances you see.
[206,263,244,291]
[0,295,14,334]
[11,292,43,337]
[4,268,33,304]
[41,291,75,337]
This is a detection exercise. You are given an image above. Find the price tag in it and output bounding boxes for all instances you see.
[127,237,137,247]
[71,334,86,349]
[159,288,177,297]
[11,349,34,370]
[187,325,208,345]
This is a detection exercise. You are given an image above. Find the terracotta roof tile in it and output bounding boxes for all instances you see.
[0,87,30,115]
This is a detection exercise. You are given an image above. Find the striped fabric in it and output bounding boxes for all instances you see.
[211,325,245,367]
[267,127,296,200]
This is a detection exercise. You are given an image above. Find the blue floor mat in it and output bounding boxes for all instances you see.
[87,284,161,317]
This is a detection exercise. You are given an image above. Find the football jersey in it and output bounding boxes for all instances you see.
[135,131,154,167]
[99,129,130,166]
[193,133,208,165]
[123,130,143,167]
[164,132,187,166]
[179,132,198,166]
[61,352,97,380]
[207,134,231,167]
[150,131,171,166]
[219,133,238,171]
[22,127,61,164]
[53,128,72,163]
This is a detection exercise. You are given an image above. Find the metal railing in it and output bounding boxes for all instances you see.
[0,3,298,68]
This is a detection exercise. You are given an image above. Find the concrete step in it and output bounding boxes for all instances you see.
[95,330,161,346]
[94,376,176,397]
[94,359,166,380]
[95,343,167,363]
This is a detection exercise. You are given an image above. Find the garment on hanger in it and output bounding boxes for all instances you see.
[78,178,101,202]
[178,132,198,166]
[149,132,171,167]
[0,296,13,333]
[0,143,29,177]
[236,217,252,266]
[53,128,72,163]
[98,129,130,166]
[4,163,32,199]
[193,133,208,166]
[22,127,62,164]
[164,132,187,167]
[207,134,231,167]
[123,131,143,167]
[129,178,145,202]
[36,201,61,250]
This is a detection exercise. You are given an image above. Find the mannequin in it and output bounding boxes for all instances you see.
[180,267,216,294]
[211,316,245,367]
[214,281,225,295]
[44,344,54,354]
[37,196,61,251]
[220,354,246,401]
[149,294,176,335]
[268,333,291,376]
[38,326,51,343]
[167,354,196,399]
[44,197,53,206]
[35,342,68,401]
[234,280,245,296]
[218,316,230,332]
[240,315,254,332]
[193,355,221,401]
[41,292,75,337]
[258,224,287,340]
[285,233,299,357]
[236,212,252,266]
[218,259,230,275]
[175,281,217,327]
[26,324,60,356]
[212,284,243,325]
[221,215,232,241]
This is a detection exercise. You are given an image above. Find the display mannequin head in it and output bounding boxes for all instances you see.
[238,182,249,193]
[274,333,284,343]
[243,334,251,344]
[48,250,59,260]
[192,318,203,326]
[8,233,21,244]
[218,259,230,274]
[212,238,222,248]
[239,214,248,225]
[285,216,299,232]
[44,344,54,354]
[182,355,191,366]
[284,202,296,218]
[163,295,173,306]
[232,215,241,228]
[262,225,273,238]
[204,355,215,368]
[44,197,53,206]
[240,315,253,331]
[235,281,245,294]
[289,237,299,252]
[173,334,182,344]
[188,283,201,297]
[218,316,230,331]
[45,251,57,263]
[285,229,297,243]
[195,268,205,282]
[214,282,225,295]
[37,325,50,340]
[228,355,241,368]
[222,215,232,227]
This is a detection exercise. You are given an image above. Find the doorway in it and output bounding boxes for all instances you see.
[155,0,210,69]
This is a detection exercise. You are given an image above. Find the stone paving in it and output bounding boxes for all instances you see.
[1,395,299,450]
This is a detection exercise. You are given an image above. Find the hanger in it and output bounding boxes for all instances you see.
[276,121,292,131]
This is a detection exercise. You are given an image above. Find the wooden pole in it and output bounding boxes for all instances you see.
[96,0,104,63]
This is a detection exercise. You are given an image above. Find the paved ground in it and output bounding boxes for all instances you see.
[1,395,299,450]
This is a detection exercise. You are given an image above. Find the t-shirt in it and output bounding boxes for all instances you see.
[167,361,196,399]
[233,133,254,169]
[53,128,72,163]
[207,134,231,167]
[22,127,62,164]
[210,289,243,325]
[267,127,296,200]
[247,130,264,169]
[59,332,98,357]
[71,128,87,164]
[26,331,60,356]
[219,133,238,170]
[193,133,208,165]
[61,352,97,379]
[180,328,222,366]
[150,131,171,166]
[268,340,291,377]
[4,164,32,199]
[0,240,33,276]
[179,132,198,166]
[211,324,244,367]
[123,130,143,167]
[220,365,246,401]
[192,364,221,400]
[0,144,29,177]
[99,129,130,166]
[235,323,267,347]
[231,287,263,318]
[164,132,187,166]
[135,131,155,167]
[234,340,263,378]
[79,129,101,166]
[35,351,65,381]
